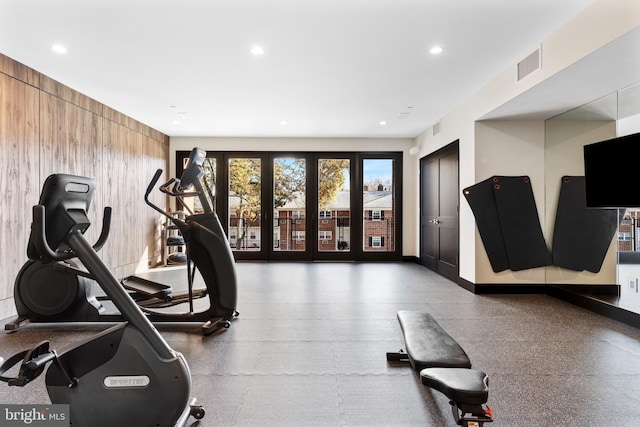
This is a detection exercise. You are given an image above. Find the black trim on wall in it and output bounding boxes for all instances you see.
[547,285,640,328]
[457,278,549,294]
[453,276,638,328]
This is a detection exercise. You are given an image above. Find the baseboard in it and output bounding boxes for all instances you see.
[550,284,620,296]
[456,277,638,328]
[403,256,420,264]
[457,277,549,294]
[547,285,640,329]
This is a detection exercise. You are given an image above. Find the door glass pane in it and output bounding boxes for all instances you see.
[273,157,306,252]
[363,159,395,252]
[318,158,351,252]
[228,157,261,251]
[619,209,639,252]
[181,156,216,214]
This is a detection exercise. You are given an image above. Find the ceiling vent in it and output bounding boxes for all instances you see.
[517,47,541,81]
[433,121,441,136]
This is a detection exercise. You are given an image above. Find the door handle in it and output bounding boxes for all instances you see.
[429,218,440,224]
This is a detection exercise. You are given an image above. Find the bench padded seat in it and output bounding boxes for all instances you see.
[420,367,489,405]
[397,311,471,371]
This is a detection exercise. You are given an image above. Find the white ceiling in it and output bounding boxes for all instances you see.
[0,0,600,138]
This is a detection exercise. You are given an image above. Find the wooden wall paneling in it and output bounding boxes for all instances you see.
[156,139,170,266]
[0,73,39,301]
[102,119,127,276]
[101,119,170,278]
[39,74,102,115]
[131,129,146,272]
[142,135,169,267]
[39,92,103,244]
[39,92,100,176]
[0,53,39,87]
[0,52,171,319]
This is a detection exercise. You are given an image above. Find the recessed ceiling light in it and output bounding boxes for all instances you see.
[280,120,288,125]
[51,44,67,54]
[379,121,387,126]
[173,120,181,125]
[430,46,443,55]
[251,46,264,56]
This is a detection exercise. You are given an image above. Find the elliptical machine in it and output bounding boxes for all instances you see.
[0,173,204,426]
[6,147,238,335]
[122,147,239,332]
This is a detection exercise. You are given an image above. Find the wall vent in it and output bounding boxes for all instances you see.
[517,47,541,81]
[432,121,440,136]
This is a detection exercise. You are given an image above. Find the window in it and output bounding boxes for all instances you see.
[319,231,332,240]
[319,210,332,219]
[228,156,262,253]
[292,231,305,240]
[362,157,397,256]
[371,236,383,247]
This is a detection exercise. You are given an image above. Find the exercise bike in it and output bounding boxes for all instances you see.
[0,173,204,426]
[5,147,239,336]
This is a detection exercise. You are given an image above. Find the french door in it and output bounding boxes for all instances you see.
[313,155,355,260]
[270,154,311,260]
[177,151,402,261]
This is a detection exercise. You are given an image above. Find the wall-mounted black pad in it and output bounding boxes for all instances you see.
[492,176,552,270]
[552,176,619,272]
[463,177,510,272]
[464,175,551,272]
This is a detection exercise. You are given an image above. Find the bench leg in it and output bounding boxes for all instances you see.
[385,349,409,363]
[451,401,493,426]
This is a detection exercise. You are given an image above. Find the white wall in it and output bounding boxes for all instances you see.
[170,137,418,256]
[473,120,546,284]
[415,0,640,283]
[619,113,640,137]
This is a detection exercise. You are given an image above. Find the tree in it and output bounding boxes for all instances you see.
[273,158,306,208]
[228,158,261,249]
[228,157,350,250]
[318,159,350,209]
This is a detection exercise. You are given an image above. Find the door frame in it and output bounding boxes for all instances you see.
[419,141,459,281]
[311,153,358,261]
[267,153,313,261]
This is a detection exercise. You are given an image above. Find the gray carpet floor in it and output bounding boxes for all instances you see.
[1,262,640,426]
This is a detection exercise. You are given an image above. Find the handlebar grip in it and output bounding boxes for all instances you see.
[145,169,163,199]
[92,207,112,252]
[159,177,178,195]
[25,352,56,371]
[32,205,73,262]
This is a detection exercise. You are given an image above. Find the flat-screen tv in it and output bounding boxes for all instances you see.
[584,131,640,208]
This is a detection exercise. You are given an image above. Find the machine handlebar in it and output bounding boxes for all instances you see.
[31,205,112,262]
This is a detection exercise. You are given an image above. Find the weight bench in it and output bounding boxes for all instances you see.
[387,311,493,426]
